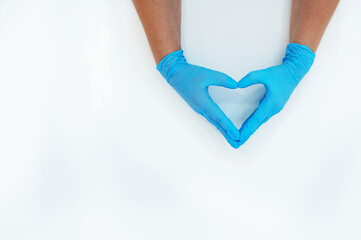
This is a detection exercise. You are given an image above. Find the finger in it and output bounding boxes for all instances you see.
[204,96,240,141]
[202,113,241,149]
[239,115,270,146]
[207,71,238,89]
[239,96,271,145]
[238,70,264,88]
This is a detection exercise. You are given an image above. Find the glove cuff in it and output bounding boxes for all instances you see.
[282,43,316,81]
[157,49,187,84]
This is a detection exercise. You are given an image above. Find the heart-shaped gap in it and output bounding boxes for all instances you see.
[209,84,266,129]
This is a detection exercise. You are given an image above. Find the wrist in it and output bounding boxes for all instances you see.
[157,49,188,84]
[282,43,316,80]
[154,45,182,65]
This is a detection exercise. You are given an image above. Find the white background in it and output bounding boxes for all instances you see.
[1,0,361,239]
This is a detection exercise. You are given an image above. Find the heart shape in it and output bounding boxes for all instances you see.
[209,84,266,129]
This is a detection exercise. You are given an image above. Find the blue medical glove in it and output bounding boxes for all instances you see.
[157,50,240,148]
[238,43,316,145]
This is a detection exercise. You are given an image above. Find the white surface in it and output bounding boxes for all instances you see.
[0,0,361,239]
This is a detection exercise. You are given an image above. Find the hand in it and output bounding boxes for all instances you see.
[238,43,316,145]
[157,50,240,148]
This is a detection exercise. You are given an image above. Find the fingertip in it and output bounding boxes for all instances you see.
[238,70,264,88]
[239,135,250,146]
[204,113,240,149]
[228,79,238,89]
[227,139,241,149]
[219,129,240,149]
[227,127,240,141]
[221,77,238,89]
[237,77,251,88]
[239,127,251,144]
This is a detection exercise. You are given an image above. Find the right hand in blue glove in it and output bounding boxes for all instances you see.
[157,50,240,148]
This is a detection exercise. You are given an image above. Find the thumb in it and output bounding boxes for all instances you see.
[208,71,238,89]
[238,70,264,88]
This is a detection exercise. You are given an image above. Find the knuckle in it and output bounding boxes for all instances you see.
[218,117,229,127]
[218,117,226,124]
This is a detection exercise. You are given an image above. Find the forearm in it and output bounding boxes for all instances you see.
[132,0,182,64]
[290,0,339,52]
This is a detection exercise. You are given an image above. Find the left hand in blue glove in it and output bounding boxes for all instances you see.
[238,43,316,145]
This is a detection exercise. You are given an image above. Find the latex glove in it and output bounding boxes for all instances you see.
[238,43,316,145]
[157,50,240,148]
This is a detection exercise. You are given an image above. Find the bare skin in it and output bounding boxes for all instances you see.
[290,0,340,52]
[133,0,339,63]
[132,0,181,64]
